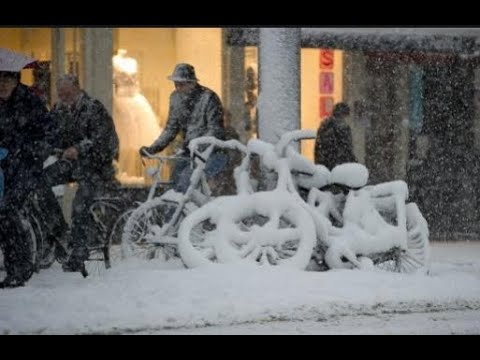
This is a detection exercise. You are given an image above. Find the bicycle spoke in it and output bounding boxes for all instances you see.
[239,240,257,258]
[275,228,301,247]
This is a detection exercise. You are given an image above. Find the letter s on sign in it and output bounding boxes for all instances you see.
[319,50,334,70]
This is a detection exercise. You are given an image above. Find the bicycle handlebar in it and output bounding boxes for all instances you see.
[274,130,316,157]
[188,136,248,157]
[140,149,190,163]
[140,150,191,184]
[140,150,190,168]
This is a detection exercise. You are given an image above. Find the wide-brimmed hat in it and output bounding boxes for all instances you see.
[167,63,199,82]
[0,48,37,72]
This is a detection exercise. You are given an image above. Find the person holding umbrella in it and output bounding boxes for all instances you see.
[0,48,55,288]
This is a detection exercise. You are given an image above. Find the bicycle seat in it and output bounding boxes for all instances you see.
[330,163,368,189]
[292,164,331,190]
[285,147,331,190]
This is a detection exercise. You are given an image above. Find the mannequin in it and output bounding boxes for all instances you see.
[112,49,162,182]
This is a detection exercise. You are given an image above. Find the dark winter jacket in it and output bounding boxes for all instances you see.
[314,115,356,170]
[49,91,119,183]
[0,83,51,204]
[149,84,225,154]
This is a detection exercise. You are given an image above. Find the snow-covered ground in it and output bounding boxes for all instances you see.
[1,241,480,335]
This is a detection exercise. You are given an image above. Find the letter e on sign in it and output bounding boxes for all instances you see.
[319,50,334,70]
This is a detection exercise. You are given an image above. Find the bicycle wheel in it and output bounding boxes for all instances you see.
[0,215,37,284]
[105,207,136,268]
[85,199,129,274]
[177,197,233,268]
[121,194,190,262]
[180,192,316,269]
[29,213,56,270]
[374,202,430,274]
[12,212,38,274]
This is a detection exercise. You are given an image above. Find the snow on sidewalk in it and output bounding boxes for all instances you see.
[1,241,480,334]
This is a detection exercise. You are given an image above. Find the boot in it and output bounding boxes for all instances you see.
[62,246,89,278]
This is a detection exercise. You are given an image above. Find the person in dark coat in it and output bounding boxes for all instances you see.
[314,102,357,170]
[140,63,225,193]
[0,70,52,288]
[44,74,119,274]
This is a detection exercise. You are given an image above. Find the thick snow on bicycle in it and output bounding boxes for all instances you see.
[178,130,430,274]
[281,130,430,273]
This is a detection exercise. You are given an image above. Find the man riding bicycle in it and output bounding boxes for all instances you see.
[140,63,226,192]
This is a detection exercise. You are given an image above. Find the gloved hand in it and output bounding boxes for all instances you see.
[139,146,152,157]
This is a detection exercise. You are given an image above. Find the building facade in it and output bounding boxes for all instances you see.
[2,27,480,238]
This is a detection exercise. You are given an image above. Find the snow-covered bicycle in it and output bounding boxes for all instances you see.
[121,137,248,264]
[178,130,430,274]
[177,136,324,269]
[281,130,430,274]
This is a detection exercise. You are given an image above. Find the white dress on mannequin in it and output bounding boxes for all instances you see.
[113,49,162,182]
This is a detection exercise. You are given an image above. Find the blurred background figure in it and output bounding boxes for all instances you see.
[314,102,356,170]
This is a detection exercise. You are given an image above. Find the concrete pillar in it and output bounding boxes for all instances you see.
[258,28,301,144]
[222,30,246,141]
[80,28,113,114]
[51,28,65,105]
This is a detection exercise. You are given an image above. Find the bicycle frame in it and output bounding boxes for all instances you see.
[154,137,251,242]
[137,146,214,243]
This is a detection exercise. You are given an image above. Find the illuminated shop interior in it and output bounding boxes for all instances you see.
[0,28,344,185]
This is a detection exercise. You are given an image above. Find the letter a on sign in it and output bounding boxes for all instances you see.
[319,49,334,70]
[319,72,334,94]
